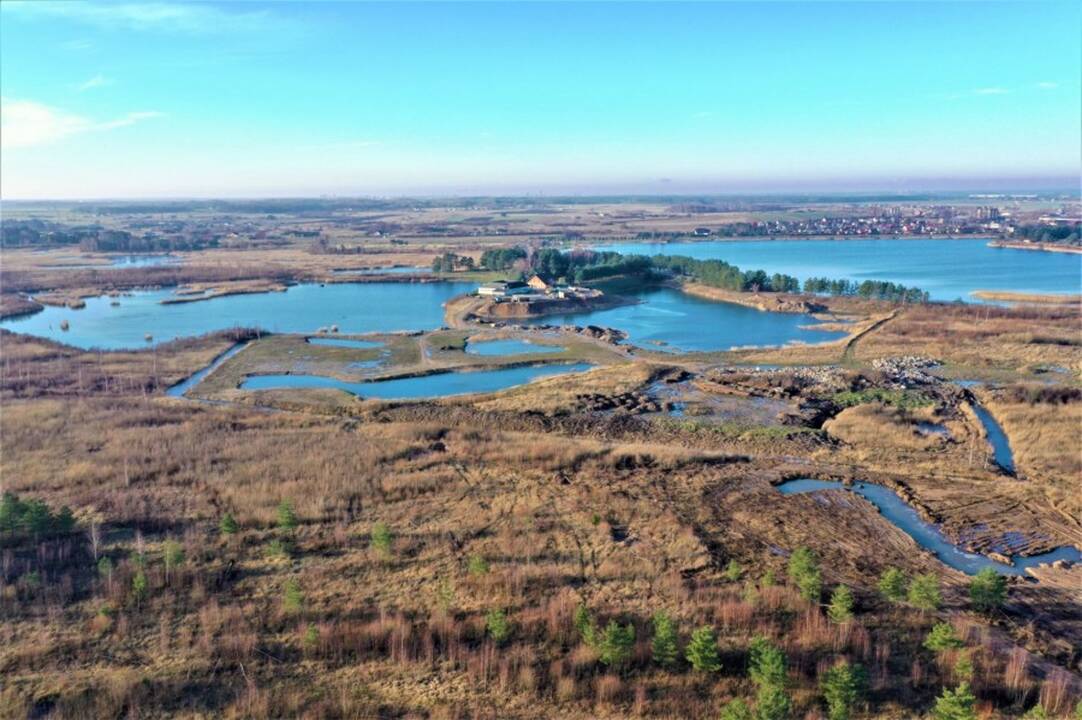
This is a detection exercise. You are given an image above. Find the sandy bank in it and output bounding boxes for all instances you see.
[681,283,827,314]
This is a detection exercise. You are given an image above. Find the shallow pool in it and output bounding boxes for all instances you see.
[241,362,593,400]
[465,339,562,356]
[306,337,385,350]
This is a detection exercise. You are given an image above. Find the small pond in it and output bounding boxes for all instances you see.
[306,337,385,350]
[241,362,593,400]
[465,339,563,356]
[332,266,429,275]
[776,479,1080,575]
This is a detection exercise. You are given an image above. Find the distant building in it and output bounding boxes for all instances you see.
[527,275,551,291]
[477,280,530,297]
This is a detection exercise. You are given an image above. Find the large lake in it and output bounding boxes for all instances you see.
[594,238,1082,301]
[1,282,473,350]
[523,286,846,352]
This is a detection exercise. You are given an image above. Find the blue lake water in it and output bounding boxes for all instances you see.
[970,403,1016,473]
[593,238,1082,301]
[522,286,846,352]
[776,479,1080,575]
[332,266,429,275]
[307,337,385,350]
[466,339,562,356]
[110,254,179,267]
[0,282,473,350]
[241,362,593,399]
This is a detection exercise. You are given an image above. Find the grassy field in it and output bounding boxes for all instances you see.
[1,215,1081,718]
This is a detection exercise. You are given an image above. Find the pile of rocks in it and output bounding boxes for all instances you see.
[872,356,941,386]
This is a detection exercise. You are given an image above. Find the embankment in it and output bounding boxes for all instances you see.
[681,283,827,314]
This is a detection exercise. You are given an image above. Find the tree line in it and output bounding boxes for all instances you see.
[475,244,928,301]
[1010,223,1080,245]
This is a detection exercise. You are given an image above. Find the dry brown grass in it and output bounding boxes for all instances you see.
[1,286,1081,717]
[981,388,1082,516]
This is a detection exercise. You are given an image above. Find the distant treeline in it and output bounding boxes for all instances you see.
[1011,223,1080,244]
[480,245,928,302]
[649,255,801,293]
[0,219,218,251]
[479,247,528,270]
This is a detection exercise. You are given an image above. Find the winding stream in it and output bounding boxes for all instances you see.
[969,402,1016,474]
[776,479,1079,575]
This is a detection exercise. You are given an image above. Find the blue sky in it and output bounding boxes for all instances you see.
[1,1,1080,199]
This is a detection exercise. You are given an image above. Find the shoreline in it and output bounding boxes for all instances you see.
[579,234,997,247]
[970,290,1082,305]
[679,282,827,315]
[465,292,638,322]
[987,240,1082,255]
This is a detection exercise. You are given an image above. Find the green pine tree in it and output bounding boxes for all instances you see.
[931,682,977,720]
[877,567,907,603]
[907,573,942,612]
[924,622,964,652]
[686,626,722,673]
[574,603,598,647]
[820,659,867,720]
[598,620,635,668]
[283,578,304,614]
[755,682,792,720]
[486,608,511,645]
[219,512,239,535]
[651,611,680,668]
[467,553,490,575]
[276,500,298,531]
[370,522,393,558]
[720,698,754,720]
[749,636,787,689]
[131,569,148,605]
[968,567,1006,614]
[827,585,855,623]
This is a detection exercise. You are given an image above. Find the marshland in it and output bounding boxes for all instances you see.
[1,196,1079,720]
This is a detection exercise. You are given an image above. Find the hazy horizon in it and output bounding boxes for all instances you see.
[3,1,1080,200]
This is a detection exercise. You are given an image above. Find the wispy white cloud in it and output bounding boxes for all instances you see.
[78,74,113,92]
[691,111,715,119]
[1,98,163,149]
[3,2,272,35]
[1036,81,1058,90]
[973,87,1010,96]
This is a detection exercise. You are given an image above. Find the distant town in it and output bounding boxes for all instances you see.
[1,195,1079,253]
